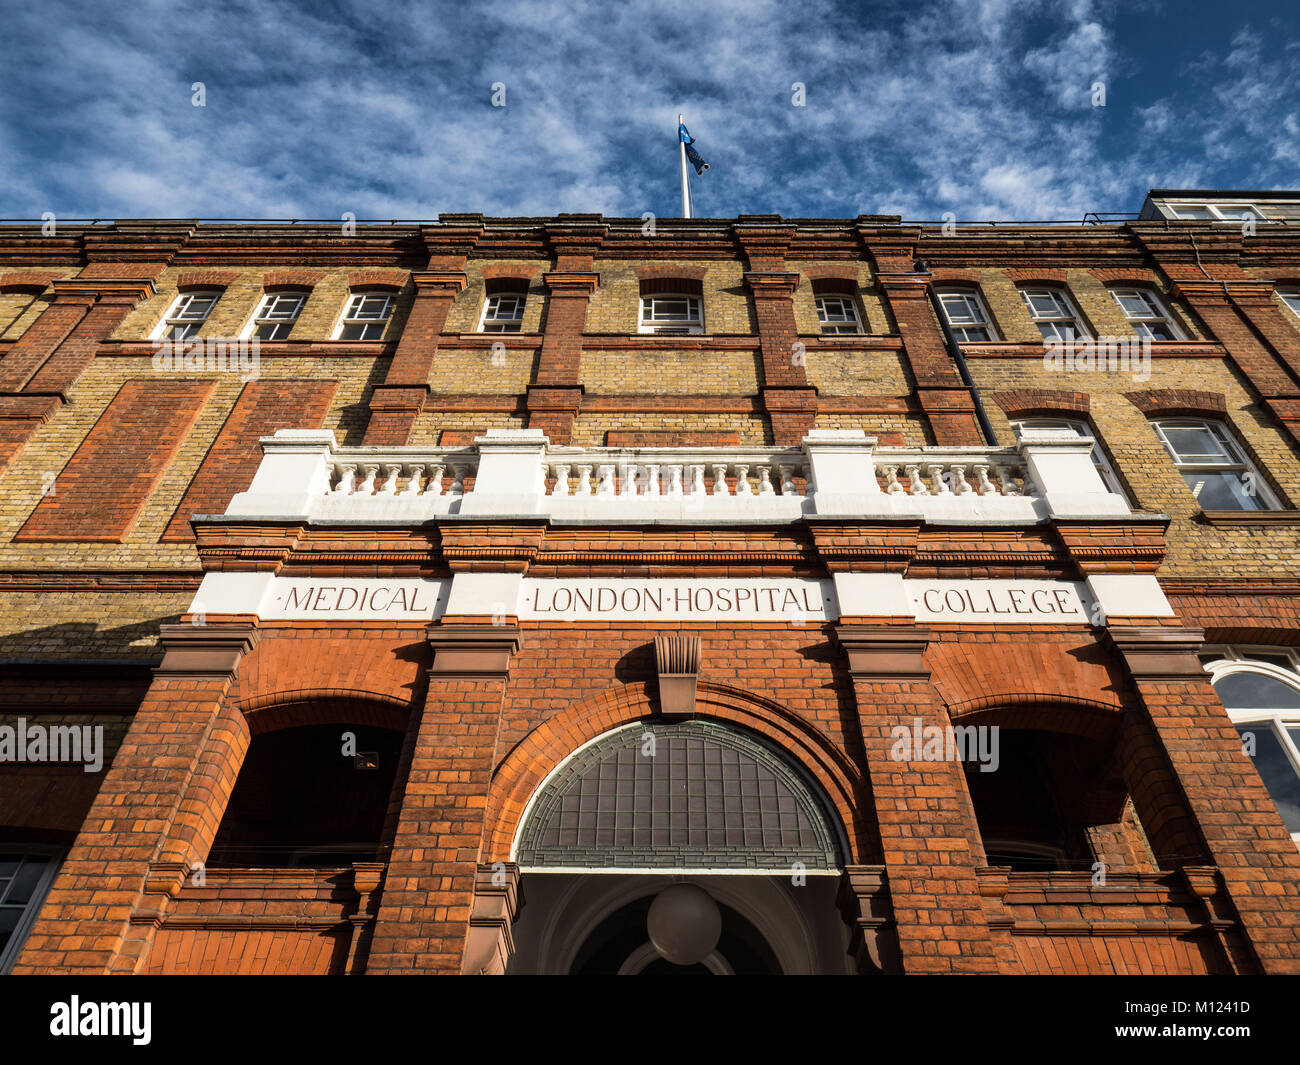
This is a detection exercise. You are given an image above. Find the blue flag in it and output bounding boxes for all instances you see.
[679,123,710,175]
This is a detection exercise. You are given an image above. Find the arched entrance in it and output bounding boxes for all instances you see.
[505,719,855,974]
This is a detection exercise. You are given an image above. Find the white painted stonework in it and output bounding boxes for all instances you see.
[908,579,1092,623]
[519,578,837,621]
[185,572,1182,627]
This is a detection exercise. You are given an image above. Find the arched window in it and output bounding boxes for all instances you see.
[515,719,844,872]
[1151,418,1280,511]
[935,287,998,342]
[334,289,395,341]
[1109,286,1183,341]
[1018,285,1089,341]
[638,279,704,335]
[153,290,221,341]
[479,278,528,333]
[1204,647,1300,838]
[244,289,308,340]
[1011,416,1125,497]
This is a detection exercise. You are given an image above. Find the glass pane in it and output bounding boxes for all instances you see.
[1215,672,1300,710]
[1183,470,1260,510]
[255,321,290,340]
[1280,293,1300,317]
[0,855,21,879]
[956,326,990,341]
[4,856,47,906]
[1116,293,1155,318]
[1172,206,1214,219]
[1135,321,1174,340]
[0,908,19,954]
[1161,426,1231,463]
[1026,293,1064,317]
[1236,724,1300,832]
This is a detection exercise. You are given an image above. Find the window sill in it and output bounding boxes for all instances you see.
[1198,509,1300,526]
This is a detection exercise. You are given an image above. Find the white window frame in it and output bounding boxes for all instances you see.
[814,294,863,335]
[1166,202,1268,222]
[1151,417,1280,511]
[1110,287,1183,341]
[0,846,63,974]
[479,292,526,333]
[153,290,221,341]
[1011,417,1125,497]
[334,292,394,341]
[638,293,703,335]
[1019,287,1089,342]
[936,289,998,342]
[1202,646,1300,841]
[1277,287,1300,320]
[243,291,306,341]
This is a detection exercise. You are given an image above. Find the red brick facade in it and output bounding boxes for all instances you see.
[1,203,1298,976]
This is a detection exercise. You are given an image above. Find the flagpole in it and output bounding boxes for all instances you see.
[678,112,691,219]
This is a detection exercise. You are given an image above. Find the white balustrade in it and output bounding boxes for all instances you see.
[222,426,1132,525]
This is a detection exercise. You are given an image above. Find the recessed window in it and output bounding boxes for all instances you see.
[1167,202,1267,222]
[155,290,220,341]
[480,293,525,333]
[1011,417,1125,497]
[1019,287,1088,342]
[0,848,62,973]
[1110,287,1183,341]
[639,293,703,335]
[1278,288,1300,320]
[1152,418,1279,511]
[335,292,394,341]
[1203,647,1300,839]
[814,294,863,335]
[247,292,305,341]
[937,289,997,342]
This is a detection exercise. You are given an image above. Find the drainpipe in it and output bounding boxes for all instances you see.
[913,257,997,447]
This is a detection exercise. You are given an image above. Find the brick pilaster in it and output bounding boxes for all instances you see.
[365,624,520,973]
[12,622,257,974]
[364,270,469,445]
[1108,625,1300,974]
[834,625,998,973]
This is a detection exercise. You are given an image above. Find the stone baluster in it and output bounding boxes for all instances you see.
[666,465,684,497]
[712,463,729,495]
[597,465,616,496]
[621,463,639,496]
[448,465,466,497]
[929,463,951,494]
[950,464,972,494]
[577,464,594,496]
[427,464,446,496]
[778,465,797,496]
[757,466,775,495]
[735,465,751,495]
[333,463,357,494]
[552,464,571,496]
[380,464,400,495]
[403,464,425,496]
[995,465,1019,496]
[690,465,707,496]
[973,464,996,496]
[358,464,379,495]
[645,464,661,497]
[882,465,904,494]
[906,464,928,495]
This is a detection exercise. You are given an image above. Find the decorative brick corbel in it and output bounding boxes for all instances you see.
[833,625,931,679]
[654,634,700,718]
[426,624,521,678]
[461,862,524,975]
[836,865,901,974]
[1106,625,1206,681]
[154,621,259,678]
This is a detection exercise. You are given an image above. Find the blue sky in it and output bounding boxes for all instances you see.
[1,0,1297,222]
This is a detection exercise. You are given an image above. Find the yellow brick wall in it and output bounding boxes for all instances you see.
[114,268,414,342]
[570,412,770,447]
[407,411,526,447]
[812,412,929,445]
[973,354,1300,576]
[787,262,889,334]
[585,261,756,334]
[581,348,762,395]
[804,348,911,395]
[446,261,546,334]
[0,591,190,658]
[427,346,535,394]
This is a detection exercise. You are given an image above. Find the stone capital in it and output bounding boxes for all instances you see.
[1106,625,1207,681]
[155,622,259,678]
[834,625,931,678]
[426,624,522,678]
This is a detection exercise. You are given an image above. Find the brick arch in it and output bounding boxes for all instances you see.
[175,270,239,291]
[1004,269,1070,285]
[1123,389,1227,417]
[945,693,1124,740]
[633,263,709,282]
[238,689,411,735]
[347,268,408,291]
[991,388,1090,419]
[234,632,427,713]
[1091,268,1166,285]
[482,680,869,865]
